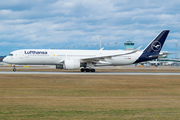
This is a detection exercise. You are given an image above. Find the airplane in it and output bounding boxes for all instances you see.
[3,30,170,72]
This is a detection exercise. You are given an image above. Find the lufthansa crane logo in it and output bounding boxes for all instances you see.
[151,41,161,51]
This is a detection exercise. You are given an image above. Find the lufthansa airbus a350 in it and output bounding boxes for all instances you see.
[3,30,170,72]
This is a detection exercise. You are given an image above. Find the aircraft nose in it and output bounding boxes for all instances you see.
[3,57,7,63]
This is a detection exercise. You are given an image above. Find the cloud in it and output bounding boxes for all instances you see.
[167,39,179,43]
[0,0,180,56]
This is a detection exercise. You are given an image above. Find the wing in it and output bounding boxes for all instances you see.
[80,46,142,63]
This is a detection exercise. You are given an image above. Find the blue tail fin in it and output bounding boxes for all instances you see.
[143,30,170,53]
[134,30,170,63]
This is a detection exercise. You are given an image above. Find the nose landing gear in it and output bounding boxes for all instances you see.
[13,65,16,72]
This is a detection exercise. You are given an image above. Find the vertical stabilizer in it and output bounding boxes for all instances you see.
[134,30,170,63]
[143,30,170,53]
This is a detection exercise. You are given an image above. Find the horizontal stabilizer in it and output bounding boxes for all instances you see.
[149,53,173,58]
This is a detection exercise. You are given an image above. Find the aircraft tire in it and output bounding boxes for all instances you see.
[86,69,90,72]
[81,69,85,72]
[13,68,16,72]
[91,69,95,72]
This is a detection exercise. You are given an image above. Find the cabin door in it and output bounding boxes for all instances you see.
[19,51,24,59]
[51,52,55,59]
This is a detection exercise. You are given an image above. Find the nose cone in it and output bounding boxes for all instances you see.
[3,57,7,63]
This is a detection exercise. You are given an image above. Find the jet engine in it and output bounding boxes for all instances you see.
[63,59,80,70]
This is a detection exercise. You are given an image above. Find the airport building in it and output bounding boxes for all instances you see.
[124,41,134,50]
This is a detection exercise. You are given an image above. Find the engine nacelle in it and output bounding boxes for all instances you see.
[63,59,80,70]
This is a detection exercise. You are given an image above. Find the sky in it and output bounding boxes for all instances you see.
[0,0,180,58]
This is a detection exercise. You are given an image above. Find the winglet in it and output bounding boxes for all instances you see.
[100,47,104,50]
[131,46,142,53]
[136,46,142,51]
[120,46,142,56]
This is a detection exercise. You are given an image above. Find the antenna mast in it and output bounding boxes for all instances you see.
[100,37,101,50]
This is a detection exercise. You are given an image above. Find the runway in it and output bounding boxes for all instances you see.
[0,71,180,75]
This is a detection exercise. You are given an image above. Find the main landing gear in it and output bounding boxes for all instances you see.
[81,68,95,72]
[13,65,16,72]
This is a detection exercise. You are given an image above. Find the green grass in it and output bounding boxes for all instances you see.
[0,75,180,120]
[1,106,180,120]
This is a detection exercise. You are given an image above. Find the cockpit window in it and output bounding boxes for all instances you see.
[8,54,13,56]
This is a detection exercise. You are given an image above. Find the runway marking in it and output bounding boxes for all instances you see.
[0,71,180,75]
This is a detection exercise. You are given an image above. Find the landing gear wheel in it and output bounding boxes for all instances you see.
[91,69,95,72]
[81,68,85,72]
[13,68,16,72]
[81,68,95,72]
[86,69,90,72]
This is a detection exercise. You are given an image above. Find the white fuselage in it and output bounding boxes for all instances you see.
[3,30,170,71]
[3,49,143,66]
